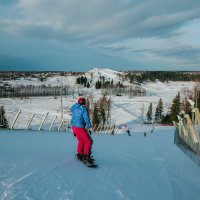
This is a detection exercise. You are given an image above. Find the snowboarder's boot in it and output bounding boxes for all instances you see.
[77,153,84,161]
[83,154,95,166]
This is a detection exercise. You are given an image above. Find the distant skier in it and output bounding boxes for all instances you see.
[71,97,95,165]
[151,124,155,133]
[126,129,131,136]
[125,124,131,136]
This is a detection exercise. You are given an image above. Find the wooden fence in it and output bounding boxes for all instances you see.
[174,100,200,154]
[7,110,123,134]
[9,110,70,132]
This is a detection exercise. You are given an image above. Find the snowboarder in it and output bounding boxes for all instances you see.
[71,97,95,166]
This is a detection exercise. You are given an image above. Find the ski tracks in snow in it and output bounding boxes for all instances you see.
[112,103,142,124]
[58,190,74,200]
[116,189,130,200]
[0,170,36,200]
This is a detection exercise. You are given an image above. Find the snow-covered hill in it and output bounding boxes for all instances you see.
[2,68,124,87]
[0,129,200,200]
[88,67,125,85]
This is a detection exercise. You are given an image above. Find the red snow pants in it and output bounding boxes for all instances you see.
[72,126,93,155]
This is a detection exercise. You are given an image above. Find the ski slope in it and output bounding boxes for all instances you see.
[0,129,200,200]
[0,69,199,199]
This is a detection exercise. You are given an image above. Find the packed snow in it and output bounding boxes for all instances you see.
[0,129,200,200]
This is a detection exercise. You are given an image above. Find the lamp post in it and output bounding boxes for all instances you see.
[60,85,63,120]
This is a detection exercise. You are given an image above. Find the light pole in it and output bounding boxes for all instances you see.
[60,85,63,120]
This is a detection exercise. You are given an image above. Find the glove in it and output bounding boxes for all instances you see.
[88,129,92,135]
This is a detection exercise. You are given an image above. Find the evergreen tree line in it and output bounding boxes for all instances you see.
[0,106,8,128]
[146,92,181,124]
[76,76,90,88]
[95,77,114,89]
[0,71,84,81]
[125,71,200,84]
[0,85,90,98]
[89,96,112,130]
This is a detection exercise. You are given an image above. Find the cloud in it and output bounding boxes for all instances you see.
[1,0,200,42]
[0,0,200,70]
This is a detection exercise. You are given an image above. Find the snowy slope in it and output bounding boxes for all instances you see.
[3,68,125,87]
[86,67,130,88]
[88,67,123,81]
[0,129,200,200]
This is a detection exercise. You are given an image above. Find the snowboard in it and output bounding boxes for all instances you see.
[83,161,98,168]
[76,155,98,168]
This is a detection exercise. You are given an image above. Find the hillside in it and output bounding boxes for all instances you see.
[1,68,199,88]
[0,129,200,200]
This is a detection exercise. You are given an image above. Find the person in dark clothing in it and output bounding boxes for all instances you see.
[126,129,131,136]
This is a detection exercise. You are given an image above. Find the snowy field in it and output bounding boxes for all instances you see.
[0,81,196,128]
[1,128,200,200]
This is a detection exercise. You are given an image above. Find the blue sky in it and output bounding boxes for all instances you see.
[0,0,200,71]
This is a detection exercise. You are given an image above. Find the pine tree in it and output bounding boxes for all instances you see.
[80,76,84,84]
[86,82,90,88]
[170,92,181,122]
[84,77,87,86]
[161,113,171,124]
[76,77,80,84]
[155,98,164,123]
[146,103,153,123]
[0,106,8,128]
[95,80,102,89]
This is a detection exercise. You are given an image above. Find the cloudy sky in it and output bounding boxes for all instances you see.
[0,0,200,71]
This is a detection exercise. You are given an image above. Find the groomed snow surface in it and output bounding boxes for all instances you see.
[1,128,200,200]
